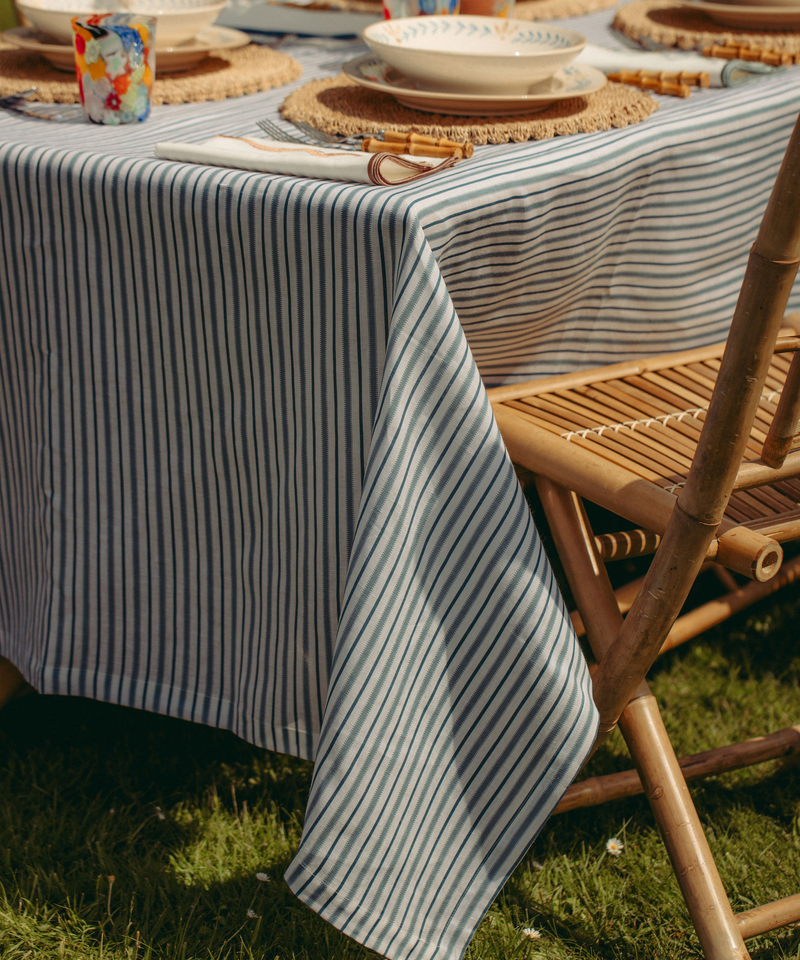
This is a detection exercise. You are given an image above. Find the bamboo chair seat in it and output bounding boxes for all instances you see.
[490,327,800,583]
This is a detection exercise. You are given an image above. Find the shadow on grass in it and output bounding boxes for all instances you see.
[4,484,800,958]
[0,694,379,959]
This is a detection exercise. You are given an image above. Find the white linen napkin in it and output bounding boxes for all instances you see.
[577,42,783,87]
[154,135,460,185]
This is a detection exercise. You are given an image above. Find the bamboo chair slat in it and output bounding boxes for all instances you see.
[637,369,710,408]
[722,500,756,524]
[626,370,711,409]
[520,395,606,432]
[558,389,665,423]
[742,483,797,514]
[566,382,663,423]
[635,378,711,417]
[541,397,704,467]
[662,363,717,400]
[773,477,800,499]
[515,400,696,482]
[539,389,644,428]
[562,428,689,482]
[730,478,797,513]
[504,404,677,484]
[513,418,784,524]
[507,402,597,439]
[551,412,699,479]
[607,376,701,418]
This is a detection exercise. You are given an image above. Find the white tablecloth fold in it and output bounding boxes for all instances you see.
[154,134,460,184]
[578,42,784,86]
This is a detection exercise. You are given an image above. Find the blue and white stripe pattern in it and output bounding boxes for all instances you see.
[1,10,799,959]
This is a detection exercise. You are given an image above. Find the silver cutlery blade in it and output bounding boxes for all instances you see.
[255,118,359,150]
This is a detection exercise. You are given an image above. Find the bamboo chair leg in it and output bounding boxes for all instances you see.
[0,656,32,709]
[535,476,751,960]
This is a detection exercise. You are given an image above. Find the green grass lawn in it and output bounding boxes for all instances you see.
[2,542,800,959]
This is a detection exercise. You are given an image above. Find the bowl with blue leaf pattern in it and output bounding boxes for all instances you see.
[362,15,586,95]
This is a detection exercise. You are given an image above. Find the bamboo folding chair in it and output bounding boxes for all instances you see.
[488,111,800,959]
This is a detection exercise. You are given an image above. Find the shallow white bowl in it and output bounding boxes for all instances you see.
[17,0,226,48]
[362,15,586,94]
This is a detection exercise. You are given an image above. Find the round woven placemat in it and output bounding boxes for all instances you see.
[0,41,302,103]
[514,0,618,20]
[280,74,658,144]
[313,0,619,15]
[614,0,800,52]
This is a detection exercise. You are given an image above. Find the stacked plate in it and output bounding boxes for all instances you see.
[347,16,605,116]
[681,0,800,29]
[2,0,250,72]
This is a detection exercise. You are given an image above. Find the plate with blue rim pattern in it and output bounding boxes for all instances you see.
[680,0,800,27]
[342,54,606,116]
[362,15,586,95]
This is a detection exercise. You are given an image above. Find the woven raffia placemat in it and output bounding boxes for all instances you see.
[513,0,618,20]
[614,0,800,52]
[280,74,658,144]
[0,41,302,103]
[312,0,619,16]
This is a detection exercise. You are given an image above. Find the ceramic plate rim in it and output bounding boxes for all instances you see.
[361,15,586,60]
[681,0,800,16]
[342,53,606,104]
[16,0,226,15]
[1,23,249,54]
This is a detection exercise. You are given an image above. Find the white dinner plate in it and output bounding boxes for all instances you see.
[342,54,607,116]
[0,24,250,73]
[681,0,800,27]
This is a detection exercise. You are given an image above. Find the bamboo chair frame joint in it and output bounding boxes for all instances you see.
[753,249,800,267]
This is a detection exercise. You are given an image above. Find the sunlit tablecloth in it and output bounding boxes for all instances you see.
[1,9,799,959]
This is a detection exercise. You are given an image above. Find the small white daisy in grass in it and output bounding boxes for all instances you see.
[531,860,544,871]
[521,928,542,939]
[247,909,259,919]
[155,806,166,821]
[255,873,270,882]
[606,837,624,856]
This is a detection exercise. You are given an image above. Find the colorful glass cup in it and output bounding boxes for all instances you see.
[72,14,156,125]
[382,0,459,20]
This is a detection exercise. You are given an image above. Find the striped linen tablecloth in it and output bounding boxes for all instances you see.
[1,10,799,958]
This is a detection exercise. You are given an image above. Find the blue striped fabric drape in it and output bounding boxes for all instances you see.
[1,10,799,958]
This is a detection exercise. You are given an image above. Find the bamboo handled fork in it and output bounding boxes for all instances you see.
[256,118,472,159]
